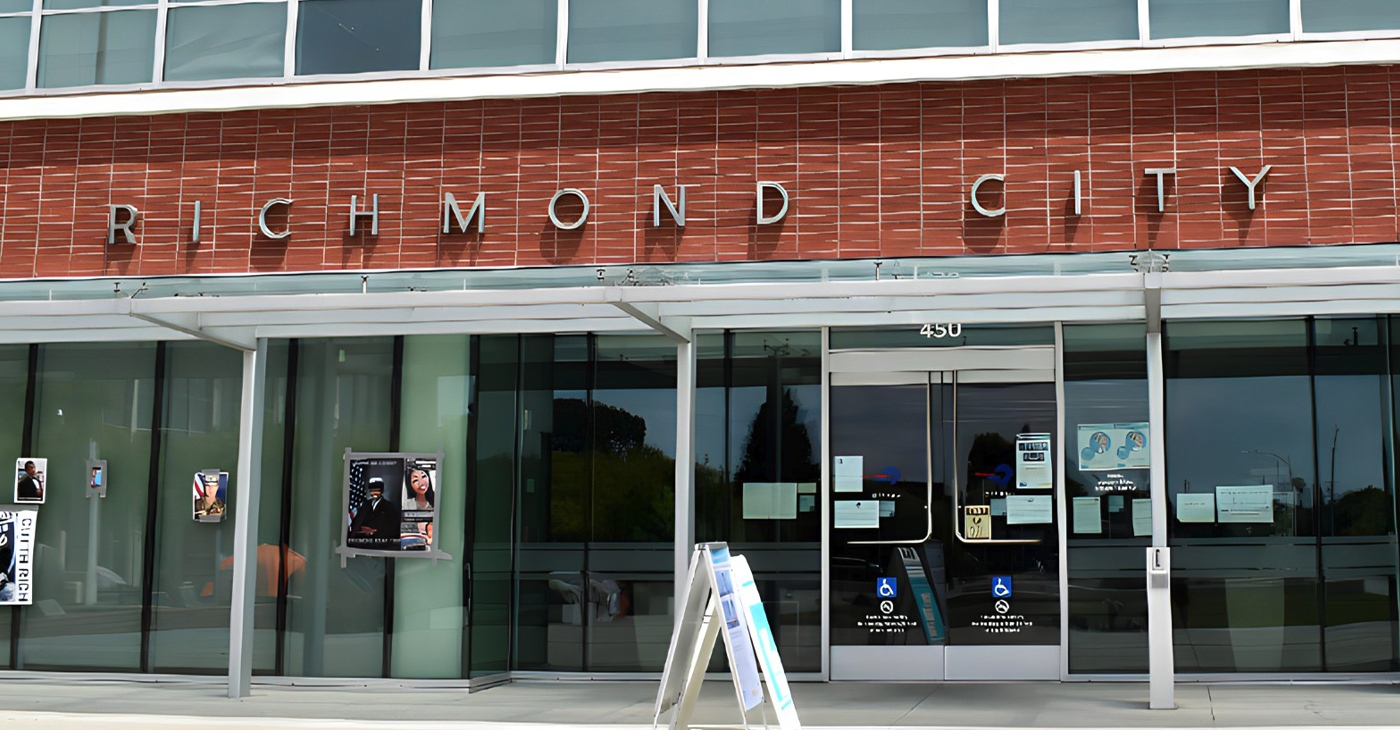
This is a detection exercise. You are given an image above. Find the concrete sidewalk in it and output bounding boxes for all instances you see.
[1,678,1400,730]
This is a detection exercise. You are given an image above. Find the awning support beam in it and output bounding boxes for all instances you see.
[128,311,256,351]
[611,301,689,343]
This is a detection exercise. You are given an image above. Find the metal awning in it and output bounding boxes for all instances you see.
[0,262,1396,348]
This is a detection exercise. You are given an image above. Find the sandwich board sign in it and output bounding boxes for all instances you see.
[653,542,801,730]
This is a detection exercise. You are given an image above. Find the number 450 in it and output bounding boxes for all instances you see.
[920,323,962,338]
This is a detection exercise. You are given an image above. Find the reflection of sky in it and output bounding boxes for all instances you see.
[830,386,927,481]
[1166,376,1314,496]
[1314,375,1387,500]
[594,389,676,457]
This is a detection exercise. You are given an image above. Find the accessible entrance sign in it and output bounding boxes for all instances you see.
[653,542,801,730]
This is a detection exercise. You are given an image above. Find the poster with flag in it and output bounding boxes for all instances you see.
[338,449,449,562]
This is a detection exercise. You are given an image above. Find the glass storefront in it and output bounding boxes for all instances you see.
[1,315,1398,681]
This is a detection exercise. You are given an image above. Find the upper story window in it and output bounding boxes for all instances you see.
[0,0,1398,95]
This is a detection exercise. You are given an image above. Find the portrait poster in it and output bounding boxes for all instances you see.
[13,458,46,505]
[192,471,229,523]
[339,450,448,561]
[0,510,37,605]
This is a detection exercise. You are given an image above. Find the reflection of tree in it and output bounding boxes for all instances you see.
[548,398,674,542]
[735,388,817,483]
[1332,485,1390,536]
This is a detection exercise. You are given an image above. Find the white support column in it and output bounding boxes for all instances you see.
[674,336,697,621]
[1146,325,1175,709]
[228,339,268,699]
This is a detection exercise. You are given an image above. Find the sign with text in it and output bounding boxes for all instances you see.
[0,510,36,605]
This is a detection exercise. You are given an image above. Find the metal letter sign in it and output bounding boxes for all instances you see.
[654,542,802,730]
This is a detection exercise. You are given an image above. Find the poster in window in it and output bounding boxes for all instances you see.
[1077,423,1149,471]
[192,470,229,522]
[0,509,36,605]
[13,458,45,505]
[338,449,450,563]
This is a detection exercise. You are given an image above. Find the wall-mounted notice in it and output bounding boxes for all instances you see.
[1107,495,1125,513]
[0,509,36,605]
[834,500,879,529]
[192,470,229,523]
[1015,434,1053,489]
[1176,494,1215,523]
[1216,485,1274,524]
[1131,499,1152,536]
[834,456,863,493]
[1006,495,1053,525]
[742,483,798,520]
[338,450,451,563]
[1072,497,1102,534]
[1077,423,1149,471]
[990,498,1006,517]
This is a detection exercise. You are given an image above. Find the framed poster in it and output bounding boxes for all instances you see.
[0,509,36,605]
[13,458,46,505]
[336,449,451,564]
[192,470,228,522]
[1077,423,1149,471]
[87,459,108,499]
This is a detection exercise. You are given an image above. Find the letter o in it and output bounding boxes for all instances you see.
[549,188,590,230]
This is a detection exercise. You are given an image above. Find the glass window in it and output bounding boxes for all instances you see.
[15,343,156,671]
[853,0,987,50]
[1165,320,1321,672]
[1001,0,1137,44]
[390,335,470,679]
[695,331,822,672]
[431,0,556,70]
[1063,324,1150,674]
[0,18,26,96]
[0,0,32,12]
[147,342,243,674]
[1302,0,1400,32]
[566,0,696,64]
[164,3,286,82]
[43,0,146,10]
[283,338,395,677]
[251,340,291,675]
[708,0,839,57]
[467,334,517,677]
[37,9,156,88]
[1149,0,1289,39]
[296,0,421,76]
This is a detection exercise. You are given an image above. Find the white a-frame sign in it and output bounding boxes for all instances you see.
[653,542,801,730]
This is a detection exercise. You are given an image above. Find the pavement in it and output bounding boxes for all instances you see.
[1,677,1400,730]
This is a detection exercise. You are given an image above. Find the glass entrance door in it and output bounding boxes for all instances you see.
[828,348,1060,680]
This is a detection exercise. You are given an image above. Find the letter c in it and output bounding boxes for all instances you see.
[259,198,293,240]
[970,174,1006,218]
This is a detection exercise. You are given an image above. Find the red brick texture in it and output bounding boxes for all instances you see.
[0,65,1397,277]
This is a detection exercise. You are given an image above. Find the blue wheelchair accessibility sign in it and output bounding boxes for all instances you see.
[877,578,897,598]
[991,576,1012,598]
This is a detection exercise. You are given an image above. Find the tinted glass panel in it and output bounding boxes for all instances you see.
[38,9,156,88]
[1149,0,1289,38]
[852,0,987,50]
[0,0,31,12]
[708,0,840,57]
[0,346,28,668]
[1001,0,1137,44]
[164,3,286,82]
[1165,320,1321,672]
[431,0,555,69]
[0,18,27,93]
[148,342,242,674]
[15,343,155,671]
[283,338,394,677]
[390,335,470,679]
[44,0,145,10]
[566,0,696,64]
[296,0,421,75]
[1302,0,1400,32]
[1064,324,1150,674]
[468,335,517,677]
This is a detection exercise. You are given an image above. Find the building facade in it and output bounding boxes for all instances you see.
[1,0,1400,688]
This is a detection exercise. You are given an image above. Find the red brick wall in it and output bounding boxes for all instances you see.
[0,65,1396,277]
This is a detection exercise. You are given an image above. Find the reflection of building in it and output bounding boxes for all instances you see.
[0,0,1399,694]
